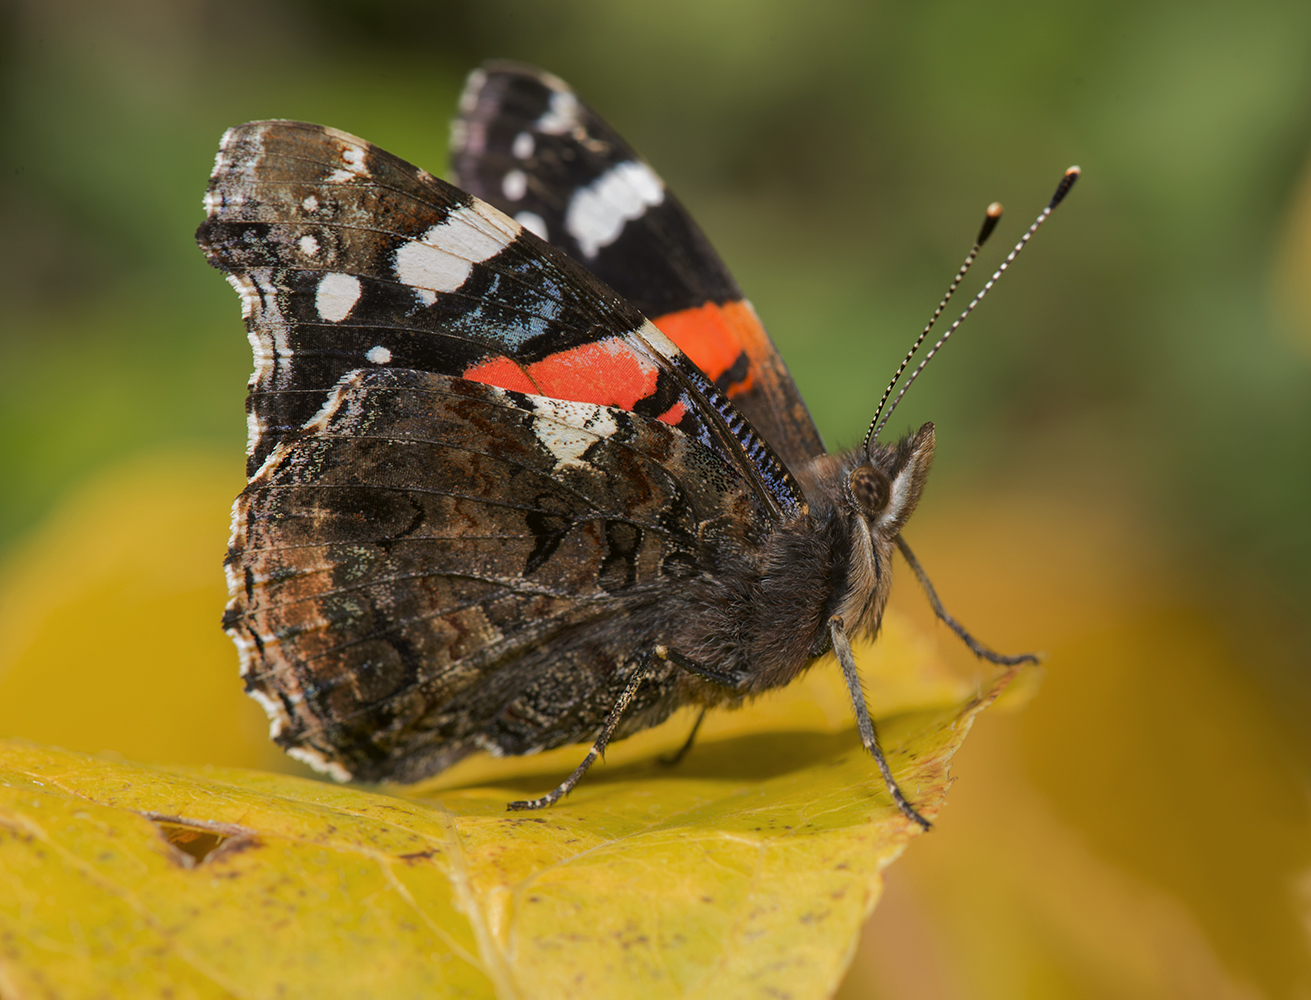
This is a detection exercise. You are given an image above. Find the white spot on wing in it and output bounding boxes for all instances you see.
[245,406,262,458]
[244,687,291,740]
[502,169,527,201]
[515,211,549,241]
[366,345,392,364]
[286,745,353,783]
[536,90,580,135]
[530,398,618,471]
[565,161,664,257]
[298,234,319,258]
[302,194,319,213]
[632,319,681,360]
[224,273,259,320]
[315,273,361,322]
[460,68,487,114]
[249,273,285,384]
[224,513,250,630]
[394,201,520,306]
[449,119,468,152]
[326,142,370,183]
[512,131,534,159]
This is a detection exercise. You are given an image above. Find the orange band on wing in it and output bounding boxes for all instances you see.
[460,356,539,395]
[652,299,767,396]
[462,337,661,411]
[655,400,687,426]
[460,304,771,430]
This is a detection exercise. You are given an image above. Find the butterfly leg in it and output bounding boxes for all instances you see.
[894,535,1040,666]
[650,644,745,764]
[652,644,745,687]
[829,614,932,830]
[506,651,659,811]
[507,645,743,810]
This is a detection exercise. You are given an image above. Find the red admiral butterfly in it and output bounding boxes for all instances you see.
[198,62,1076,829]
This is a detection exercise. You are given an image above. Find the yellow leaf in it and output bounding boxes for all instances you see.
[0,670,1011,999]
[0,452,273,772]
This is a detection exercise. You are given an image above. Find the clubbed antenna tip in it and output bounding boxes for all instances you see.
[1050,166,1080,208]
[978,202,1004,245]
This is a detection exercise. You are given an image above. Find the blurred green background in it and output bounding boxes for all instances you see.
[3,0,1311,996]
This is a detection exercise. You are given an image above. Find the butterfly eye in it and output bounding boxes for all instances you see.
[848,465,891,518]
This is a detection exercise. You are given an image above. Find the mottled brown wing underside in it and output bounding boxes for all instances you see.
[227,369,767,781]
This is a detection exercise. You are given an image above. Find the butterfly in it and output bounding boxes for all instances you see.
[198,61,1072,828]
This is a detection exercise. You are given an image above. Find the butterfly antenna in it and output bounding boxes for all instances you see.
[868,166,1081,447]
[863,201,1004,455]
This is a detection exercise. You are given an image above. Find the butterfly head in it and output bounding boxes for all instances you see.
[847,421,935,540]
[801,421,935,651]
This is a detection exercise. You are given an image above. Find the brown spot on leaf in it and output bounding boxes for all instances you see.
[146,814,255,868]
[397,849,436,863]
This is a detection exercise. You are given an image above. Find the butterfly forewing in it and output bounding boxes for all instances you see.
[452,61,827,471]
[199,121,799,507]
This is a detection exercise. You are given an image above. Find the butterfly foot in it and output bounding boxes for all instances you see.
[506,793,559,811]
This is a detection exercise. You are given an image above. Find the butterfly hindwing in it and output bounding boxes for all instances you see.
[226,368,771,781]
[451,61,827,471]
[197,120,800,781]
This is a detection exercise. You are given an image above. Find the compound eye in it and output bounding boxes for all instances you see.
[848,465,891,518]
